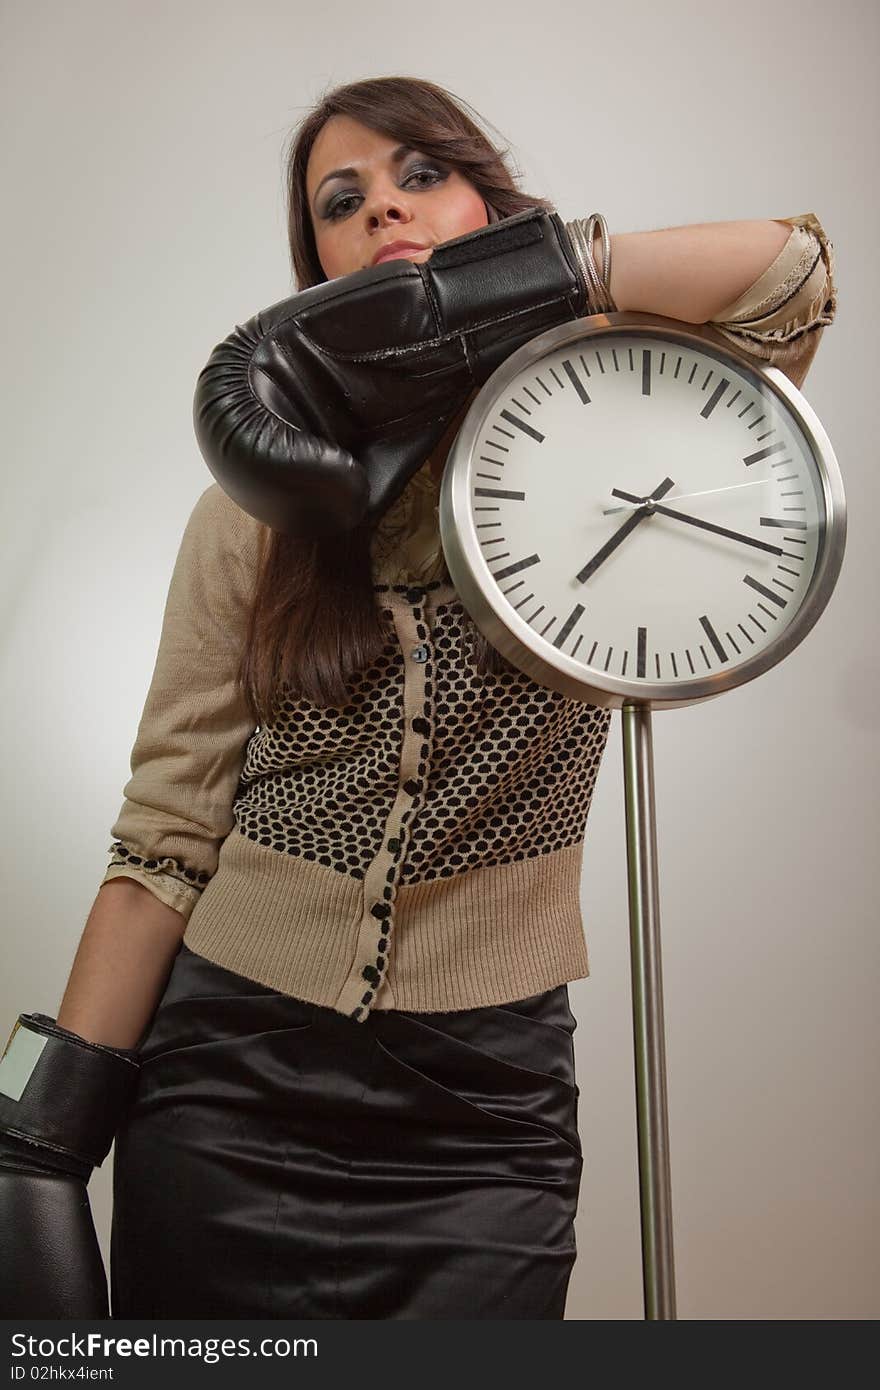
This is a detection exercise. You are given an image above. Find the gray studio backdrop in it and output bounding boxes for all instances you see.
[2,0,877,1321]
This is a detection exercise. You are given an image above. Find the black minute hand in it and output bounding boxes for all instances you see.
[610,489,783,557]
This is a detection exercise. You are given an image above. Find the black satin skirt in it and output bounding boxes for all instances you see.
[110,943,583,1320]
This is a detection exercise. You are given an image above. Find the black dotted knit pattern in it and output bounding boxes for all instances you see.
[231,597,611,886]
[399,603,611,885]
[233,634,405,878]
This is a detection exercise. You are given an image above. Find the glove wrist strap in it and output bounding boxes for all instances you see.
[0,1013,142,1173]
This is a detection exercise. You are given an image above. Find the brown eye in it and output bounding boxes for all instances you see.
[326,193,359,220]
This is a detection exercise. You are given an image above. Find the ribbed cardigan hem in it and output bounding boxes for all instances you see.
[181,827,590,1016]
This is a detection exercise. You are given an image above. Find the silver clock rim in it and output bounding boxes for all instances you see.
[439,311,846,711]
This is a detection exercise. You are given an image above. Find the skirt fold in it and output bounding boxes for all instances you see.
[111,943,583,1320]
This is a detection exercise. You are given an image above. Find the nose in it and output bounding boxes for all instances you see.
[363,173,413,228]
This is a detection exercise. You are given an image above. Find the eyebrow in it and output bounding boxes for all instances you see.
[312,144,417,203]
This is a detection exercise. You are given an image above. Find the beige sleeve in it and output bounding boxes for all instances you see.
[101,483,266,921]
[708,212,838,389]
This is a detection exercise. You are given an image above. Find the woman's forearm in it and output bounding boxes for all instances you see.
[602,218,792,323]
[56,878,187,1050]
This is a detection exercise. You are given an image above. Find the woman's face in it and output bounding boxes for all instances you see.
[306,114,489,281]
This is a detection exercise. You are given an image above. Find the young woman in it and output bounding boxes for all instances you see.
[0,75,836,1321]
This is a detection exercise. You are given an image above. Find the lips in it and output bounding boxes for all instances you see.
[371,240,428,266]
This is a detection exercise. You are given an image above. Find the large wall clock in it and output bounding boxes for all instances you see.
[439,312,845,712]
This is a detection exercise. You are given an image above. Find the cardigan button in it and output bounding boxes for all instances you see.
[411,644,429,663]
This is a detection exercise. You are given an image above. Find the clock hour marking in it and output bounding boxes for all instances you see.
[743,441,786,466]
[552,603,585,649]
[700,378,730,418]
[637,626,647,677]
[642,349,651,396]
[493,553,541,580]
[699,615,728,663]
[474,487,525,500]
[743,574,787,608]
[500,409,544,442]
[562,358,591,404]
[760,517,808,529]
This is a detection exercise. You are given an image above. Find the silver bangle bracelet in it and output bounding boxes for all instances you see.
[565,212,617,315]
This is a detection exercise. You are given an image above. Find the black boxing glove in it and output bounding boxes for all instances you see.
[193,208,592,538]
[0,1013,141,1318]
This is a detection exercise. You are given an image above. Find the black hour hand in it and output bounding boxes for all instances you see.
[576,477,676,584]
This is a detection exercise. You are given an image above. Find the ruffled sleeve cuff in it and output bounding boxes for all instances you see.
[100,840,209,921]
[709,212,838,388]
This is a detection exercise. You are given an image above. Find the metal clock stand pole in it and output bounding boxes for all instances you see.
[621,701,677,1319]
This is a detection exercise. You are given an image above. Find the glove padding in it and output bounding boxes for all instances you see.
[193,208,589,537]
[0,1013,141,1318]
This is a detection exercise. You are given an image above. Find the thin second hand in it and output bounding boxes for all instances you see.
[602,478,767,515]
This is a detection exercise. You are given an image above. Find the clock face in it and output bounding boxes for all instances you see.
[441,318,845,709]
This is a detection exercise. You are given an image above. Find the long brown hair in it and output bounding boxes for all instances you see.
[239,76,554,722]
